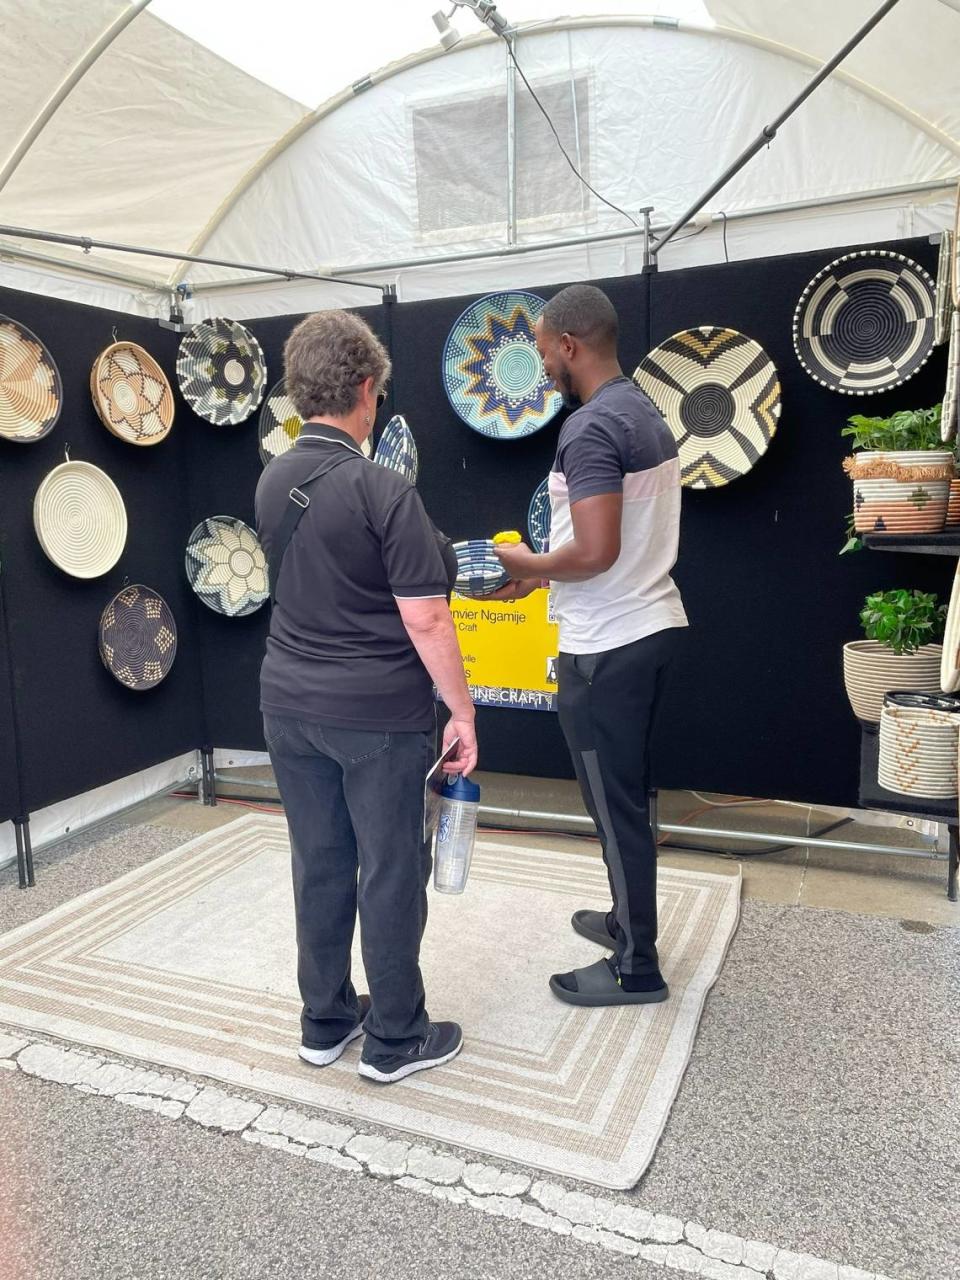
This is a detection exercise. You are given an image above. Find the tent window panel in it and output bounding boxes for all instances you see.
[412,75,591,235]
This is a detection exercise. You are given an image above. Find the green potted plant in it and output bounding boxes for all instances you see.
[842,405,952,536]
[843,588,946,722]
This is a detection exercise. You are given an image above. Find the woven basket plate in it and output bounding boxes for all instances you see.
[793,251,935,395]
[177,318,266,426]
[0,315,62,443]
[633,327,781,489]
[442,291,561,439]
[527,476,551,552]
[33,461,127,578]
[941,560,960,693]
[453,539,510,598]
[99,584,177,690]
[374,414,418,483]
[185,515,268,617]
[91,341,174,445]
[257,377,371,463]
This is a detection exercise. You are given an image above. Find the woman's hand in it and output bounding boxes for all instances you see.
[442,711,478,777]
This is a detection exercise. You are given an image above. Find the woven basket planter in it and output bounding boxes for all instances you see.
[878,699,959,798]
[842,641,943,723]
[845,450,952,535]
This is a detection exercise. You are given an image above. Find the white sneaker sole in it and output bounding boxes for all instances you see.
[298,1022,364,1067]
[357,1036,463,1083]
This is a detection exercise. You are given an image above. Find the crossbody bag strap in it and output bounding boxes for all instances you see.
[268,450,362,608]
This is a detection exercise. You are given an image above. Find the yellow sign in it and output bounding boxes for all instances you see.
[450,588,559,712]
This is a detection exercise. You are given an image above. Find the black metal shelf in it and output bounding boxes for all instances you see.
[862,531,960,556]
[858,727,957,825]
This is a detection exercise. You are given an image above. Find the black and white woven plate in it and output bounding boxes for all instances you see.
[99,584,177,690]
[793,251,935,395]
[185,516,268,616]
[177,318,266,426]
[633,327,781,489]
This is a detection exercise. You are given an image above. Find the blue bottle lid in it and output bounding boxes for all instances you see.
[441,773,480,802]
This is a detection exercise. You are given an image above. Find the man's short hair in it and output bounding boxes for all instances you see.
[541,284,618,352]
[284,310,391,419]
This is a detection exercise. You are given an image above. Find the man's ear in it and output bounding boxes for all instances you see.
[559,332,577,360]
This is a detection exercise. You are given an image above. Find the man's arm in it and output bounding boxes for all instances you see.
[495,492,622,584]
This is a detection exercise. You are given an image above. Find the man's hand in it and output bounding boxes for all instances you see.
[484,578,541,602]
[495,540,540,581]
[442,713,478,777]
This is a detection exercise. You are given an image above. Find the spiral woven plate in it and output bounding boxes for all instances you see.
[177,318,266,426]
[442,291,561,439]
[374,414,418,483]
[793,251,935,395]
[185,516,268,617]
[527,476,551,552]
[99,584,177,690]
[0,315,62,443]
[452,539,510,598]
[632,327,781,489]
[91,341,174,445]
[33,461,127,578]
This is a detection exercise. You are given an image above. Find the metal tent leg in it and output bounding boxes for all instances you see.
[948,825,958,902]
[199,748,217,807]
[14,815,34,889]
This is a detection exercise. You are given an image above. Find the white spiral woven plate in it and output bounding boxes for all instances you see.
[33,461,127,578]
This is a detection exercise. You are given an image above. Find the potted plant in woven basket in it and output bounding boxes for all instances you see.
[842,405,952,535]
[843,588,946,723]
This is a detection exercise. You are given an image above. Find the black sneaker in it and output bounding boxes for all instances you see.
[358,1021,463,1084]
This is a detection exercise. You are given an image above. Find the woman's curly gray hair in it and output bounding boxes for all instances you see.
[283,310,391,419]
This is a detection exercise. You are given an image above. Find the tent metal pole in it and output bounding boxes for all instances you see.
[506,34,519,245]
[478,805,946,861]
[0,0,154,196]
[185,178,953,294]
[0,224,389,294]
[654,0,904,258]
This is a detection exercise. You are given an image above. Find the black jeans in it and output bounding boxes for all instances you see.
[264,713,434,1056]
[557,628,682,977]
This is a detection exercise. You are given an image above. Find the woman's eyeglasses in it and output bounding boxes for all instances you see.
[376,390,387,408]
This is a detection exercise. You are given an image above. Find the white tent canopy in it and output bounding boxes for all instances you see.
[0,0,956,313]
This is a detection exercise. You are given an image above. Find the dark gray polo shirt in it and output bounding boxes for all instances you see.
[255,426,453,732]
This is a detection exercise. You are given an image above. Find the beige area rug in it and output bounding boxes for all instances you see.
[0,813,740,1189]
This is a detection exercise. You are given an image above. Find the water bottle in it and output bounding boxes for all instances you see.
[433,774,481,894]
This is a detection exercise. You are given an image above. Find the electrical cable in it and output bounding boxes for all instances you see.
[499,36,640,229]
[720,210,729,262]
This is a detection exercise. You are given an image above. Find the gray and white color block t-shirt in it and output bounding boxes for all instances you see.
[549,376,688,654]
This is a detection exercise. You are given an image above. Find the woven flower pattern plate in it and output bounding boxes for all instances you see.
[177,318,266,426]
[99,585,177,690]
[185,516,268,616]
[0,315,62,443]
[442,291,561,439]
[91,342,174,445]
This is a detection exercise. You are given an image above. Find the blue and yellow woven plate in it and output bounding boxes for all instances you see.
[442,291,561,440]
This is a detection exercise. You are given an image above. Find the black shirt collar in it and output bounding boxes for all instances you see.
[296,424,364,454]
